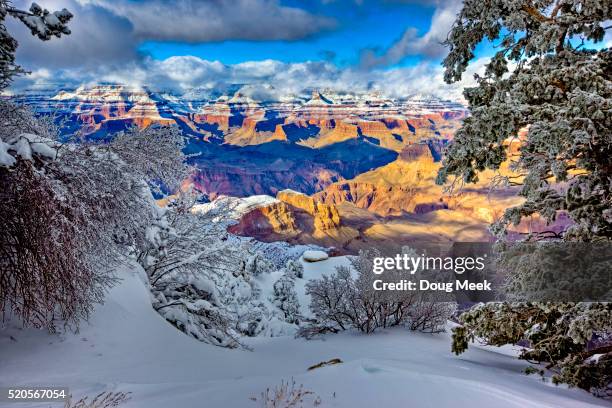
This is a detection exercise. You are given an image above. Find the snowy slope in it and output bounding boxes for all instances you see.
[0,261,607,408]
[193,195,279,221]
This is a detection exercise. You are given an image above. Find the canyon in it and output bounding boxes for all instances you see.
[13,85,466,198]
[12,84,539,251]
[228,143,527,253]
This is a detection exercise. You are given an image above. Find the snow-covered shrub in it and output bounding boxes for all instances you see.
[153,281,244,348]
[272,272,301,325]
[138,193,244,347]
[452,302,612,396]
[0,155,112,329]
[285,259,304,279]
[245,252,275,277]
[408,299,456,333]
[137,192,299,347]
[0,101,187,330]
[109,126,189,195]
[303,249,455,335]
[0,105,111,329]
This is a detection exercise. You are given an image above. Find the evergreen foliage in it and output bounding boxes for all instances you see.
[440,0,612,396]
[451,302,612,395]
[437,0,611,241]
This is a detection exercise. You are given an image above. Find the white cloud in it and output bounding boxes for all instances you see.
[77,0,336,42]
[360,0,462,68]
[10,55,489,103]
[6,0,335,73]
[5,0,483,101]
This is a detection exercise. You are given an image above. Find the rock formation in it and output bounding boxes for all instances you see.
[277,190,340,231]
[228,189,344,243]
[314,143,441,216]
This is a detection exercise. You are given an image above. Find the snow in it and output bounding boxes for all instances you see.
[585,354,604,364]
[0,140,16,167]
[0,260,605,408]
[278,188,308,196]
[305,92,334,106]
[51,85,150,103]
[295,255,352,317]
[0,133,58,167]
[302,250,329,262]
[193,195,278,220]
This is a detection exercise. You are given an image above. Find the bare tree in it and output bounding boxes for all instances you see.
[303,249,455,336]
[0,158,112,329]
[0,101,188,330]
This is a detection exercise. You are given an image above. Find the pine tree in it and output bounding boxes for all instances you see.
[439,1,612,395]
[437,0,611,241]
[451,302,612,395]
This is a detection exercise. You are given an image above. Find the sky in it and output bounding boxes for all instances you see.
[6,0,496,100]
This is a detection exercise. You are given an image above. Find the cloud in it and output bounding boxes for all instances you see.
[5,0,482,101]
[604,29,612,48]
[9,54,490,103]
[6,0,335,72]
[360,0,461,68]
[7,0,139,70]
[78,0,336,42]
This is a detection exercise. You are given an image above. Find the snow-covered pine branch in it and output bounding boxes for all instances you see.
[0,1,73,89]
[452,302,612,396]
[437,0,611,241]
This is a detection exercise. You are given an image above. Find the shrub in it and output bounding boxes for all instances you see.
[64,392,131,408]
[0,102,186,330]
[0,158,112,329]
[139,192,302,347]
[272,272,301,324]
[250,378,321,408]
[303,249,455,335]
[285,259,304,279]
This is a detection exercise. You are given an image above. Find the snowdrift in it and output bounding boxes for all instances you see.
[0,261,606,408]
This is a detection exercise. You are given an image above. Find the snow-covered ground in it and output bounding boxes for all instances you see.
[0,259,608,408]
